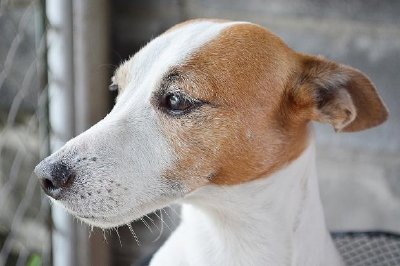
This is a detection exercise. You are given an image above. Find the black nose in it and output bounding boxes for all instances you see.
[34,161,75,199]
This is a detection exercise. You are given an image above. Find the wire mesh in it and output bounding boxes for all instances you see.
[0,0,50,265]
[333,231,400,266]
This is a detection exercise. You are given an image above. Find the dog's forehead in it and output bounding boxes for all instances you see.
[113,20,248,101]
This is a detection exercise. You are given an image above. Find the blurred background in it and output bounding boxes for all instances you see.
[0,0,398,265]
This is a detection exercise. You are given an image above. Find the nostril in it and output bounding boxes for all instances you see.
[39,176,63,199]
[42,177,57,191]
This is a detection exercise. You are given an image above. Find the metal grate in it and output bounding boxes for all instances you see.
[333,231,400,266]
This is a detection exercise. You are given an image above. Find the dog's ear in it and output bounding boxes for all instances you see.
[290,54,388,132]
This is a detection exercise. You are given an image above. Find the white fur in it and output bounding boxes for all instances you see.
[150,139,343,266]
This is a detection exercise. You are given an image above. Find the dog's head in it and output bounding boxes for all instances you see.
[34,20,388,228]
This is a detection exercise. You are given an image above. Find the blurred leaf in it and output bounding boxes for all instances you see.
[26,254,41,266]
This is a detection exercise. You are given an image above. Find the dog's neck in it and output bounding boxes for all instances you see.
[151,138,343,266]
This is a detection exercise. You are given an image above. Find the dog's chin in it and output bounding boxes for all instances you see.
[76,215,132,229]
[48,199,138,229]
[48,188,184,229]
[70,208,147,229]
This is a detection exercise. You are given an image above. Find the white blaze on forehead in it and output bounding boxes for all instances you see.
[114,20,247,106]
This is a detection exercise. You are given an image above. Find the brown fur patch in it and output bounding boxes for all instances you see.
[156,23,311,187]
[289,54,388,132]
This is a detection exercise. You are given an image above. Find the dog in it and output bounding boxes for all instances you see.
[35,19,388,266]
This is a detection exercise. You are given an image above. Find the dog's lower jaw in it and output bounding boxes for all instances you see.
[150,140,344,266]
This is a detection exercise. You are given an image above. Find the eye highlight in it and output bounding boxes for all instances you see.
[160,91,203,116]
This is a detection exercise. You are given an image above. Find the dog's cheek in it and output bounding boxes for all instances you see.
[157,115,232,190]
[161,158,215,192]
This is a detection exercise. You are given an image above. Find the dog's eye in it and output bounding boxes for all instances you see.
[165,92,192,112]
[160,91,202,115]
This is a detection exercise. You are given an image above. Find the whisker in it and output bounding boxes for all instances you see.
[114,227,122,247]
[141,217,153,233]
[162,208,176,228]
[102,229,108,243]
[152,210,165,242]
[154,209,172,232]
[127,223,140,246]
[145,214,160,231]
[167,205,181,219]
[88,225,94,238]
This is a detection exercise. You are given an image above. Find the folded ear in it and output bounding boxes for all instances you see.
[290,54,388,132]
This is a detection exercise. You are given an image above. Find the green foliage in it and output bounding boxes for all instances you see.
[26,254,41,266]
